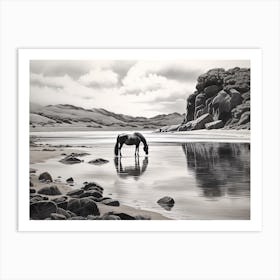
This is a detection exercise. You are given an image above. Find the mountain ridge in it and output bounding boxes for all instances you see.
[30,103,184,130]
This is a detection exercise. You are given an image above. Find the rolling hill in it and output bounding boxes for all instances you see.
[30,103,184,131]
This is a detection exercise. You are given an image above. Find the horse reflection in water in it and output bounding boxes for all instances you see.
[182,142,250,199]
[114,156,149,180]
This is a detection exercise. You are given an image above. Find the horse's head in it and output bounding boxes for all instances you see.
[143,145,149,155]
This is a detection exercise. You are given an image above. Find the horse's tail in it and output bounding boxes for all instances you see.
[134,132,148,148]
[114,135,119,156]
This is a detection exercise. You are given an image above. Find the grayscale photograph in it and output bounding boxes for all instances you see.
[29,59,251,221]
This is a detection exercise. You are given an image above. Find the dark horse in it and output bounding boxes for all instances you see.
[114,132,149,157]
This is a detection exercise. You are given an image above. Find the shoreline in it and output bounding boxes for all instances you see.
[30,145,170,220]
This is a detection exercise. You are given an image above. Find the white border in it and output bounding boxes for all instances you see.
[18,49,262,231]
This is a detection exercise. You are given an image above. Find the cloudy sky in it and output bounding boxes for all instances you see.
[30,59,250,117]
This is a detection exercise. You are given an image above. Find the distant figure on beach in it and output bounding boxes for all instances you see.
[114,156,149,180]
[114,132,149,157]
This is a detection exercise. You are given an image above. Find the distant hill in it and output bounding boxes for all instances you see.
[30,103,184,130]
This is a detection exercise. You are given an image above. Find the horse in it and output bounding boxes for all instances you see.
[114,132,149,157]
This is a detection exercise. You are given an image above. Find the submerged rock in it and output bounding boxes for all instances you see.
[88,158,109,165]
[157,196,175,211]
[66,177,74,183]
[59,155,82,164]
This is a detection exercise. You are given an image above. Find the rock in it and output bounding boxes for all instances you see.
[238,111,250,125]
[51,196,68,204]
[30,201,57,220]
[157,196,175,210]
[181,67,250,130]
[66,177,74,183]
[59,155,82,164]
[83,182,103,192]
[67,189,84,197]
[30,188,36,194]
[51,197,68,210]
[57,207,71,219]
[38,172,52,182]
[69,216,87,220]
[203,85,222,98]
[79,190,102,199]
[30,168,37,174]
[50,213,66,220]
[38,185,62,195]
[30,196,44,203]
[192,113,214,130]
[110,212,136,220]
[101,198,120,207]
[205,120,224,129]
[101,213,121,220]
[135,215,151,220]
[88,158,109,165]
[178,121,194,131]
[67,198,100,216]
[229,89,242,108]
[184,92,198,122]
[242,91,250,101]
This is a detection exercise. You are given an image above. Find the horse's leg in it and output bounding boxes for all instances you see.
[135,143,139,157]
[119,142,124,157]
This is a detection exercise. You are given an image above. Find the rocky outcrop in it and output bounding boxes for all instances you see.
[180,67,250,130]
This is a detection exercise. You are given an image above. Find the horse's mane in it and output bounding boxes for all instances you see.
[134,132,148,148]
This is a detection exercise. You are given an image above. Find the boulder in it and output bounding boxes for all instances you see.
[30,201,57,220]
[203,85,222,98]
[79,190,102,199]
[38,172,52,182]
[66,177,74,183]
[101,198,120,207]
[56,207,71,219]
[205,120,224,129]
[51,196,68,203]
[50,213,66,220]
[88,158,109,165]
[30,188,36,194]
[185,92,198,122]
[67,189,84,197]
[83,182,103,192]
[157,196,175,205]
[38,185,62,196]
[134,215,151,220]
[67,198,100,216]
[178,121,194,131]
[59,155,82,164]
[192,113,214,130]
[195,93,207,107]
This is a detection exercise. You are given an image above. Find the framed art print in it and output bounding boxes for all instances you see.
[18,48,262,231]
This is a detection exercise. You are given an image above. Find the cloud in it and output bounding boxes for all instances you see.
[30,73,67,90]
[78,68,119,88]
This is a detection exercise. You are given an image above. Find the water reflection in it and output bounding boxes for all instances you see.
[114,156,149,180]
[182,143,250,198]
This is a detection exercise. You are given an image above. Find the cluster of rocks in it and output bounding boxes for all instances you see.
[59,153,109,166]
[160,67,250,132]
[30,171,154,220]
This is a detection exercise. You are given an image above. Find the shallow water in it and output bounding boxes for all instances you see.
[31,131,250,220]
